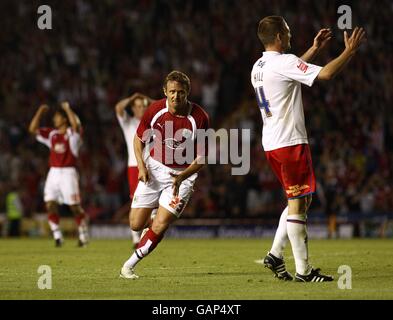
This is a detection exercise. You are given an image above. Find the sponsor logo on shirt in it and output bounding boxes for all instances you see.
[163,138,184,150]
[297,60,309,73]
[163,129,193,150]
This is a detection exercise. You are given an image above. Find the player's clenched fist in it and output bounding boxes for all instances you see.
[344,27,366,54]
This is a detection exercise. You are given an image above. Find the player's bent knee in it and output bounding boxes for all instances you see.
[46,201,57,213]
[151,222,167,236]
[129,209,146,231]
[151,215,173,235]
[288,197,308,215]
[130,220,144,231]
[70,205,83,215]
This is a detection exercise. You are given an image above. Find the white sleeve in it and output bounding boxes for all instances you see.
[116,112,130,129]
[68,129,82,157]
[36,135,51,148]
[279,54,322,87]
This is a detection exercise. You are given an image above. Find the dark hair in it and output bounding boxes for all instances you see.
[54,108,70,125]
[163,70,191,94]
[257,16,287,47]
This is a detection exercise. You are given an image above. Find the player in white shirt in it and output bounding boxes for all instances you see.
[251,16,365,282]
[115,93,154,247]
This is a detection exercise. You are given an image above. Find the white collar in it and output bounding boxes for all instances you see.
[263,51,281,56]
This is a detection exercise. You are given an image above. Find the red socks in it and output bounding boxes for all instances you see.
[135,229,163,258]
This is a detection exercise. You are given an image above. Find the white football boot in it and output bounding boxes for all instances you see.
[120,266,139,279]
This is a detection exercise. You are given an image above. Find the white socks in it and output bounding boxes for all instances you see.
[287,214,311,275]
[270,207,288,259]
[48,220,63,240]
[131,230,142,244]
[123,252,141,269]
[78,223,89,243]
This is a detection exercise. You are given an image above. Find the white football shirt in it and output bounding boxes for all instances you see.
[251,51,322,151]
[117,112,140,167]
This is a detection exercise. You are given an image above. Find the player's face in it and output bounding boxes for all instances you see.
[132,98,148,119]
[164,81,188,110]
[53,112,67,128]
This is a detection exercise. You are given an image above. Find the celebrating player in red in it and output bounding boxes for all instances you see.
[115,93,154,247]
[29,102,88,247]
[251,16,365,282]
[120,71,209,279]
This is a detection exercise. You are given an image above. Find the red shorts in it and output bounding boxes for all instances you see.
[127,166,139,199]
[265,144,316,199]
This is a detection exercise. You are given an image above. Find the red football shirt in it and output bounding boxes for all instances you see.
[136,98,209,168]
[36,127,82,168]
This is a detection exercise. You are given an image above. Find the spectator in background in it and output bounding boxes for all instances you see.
[0,0,391,224]
[6,183,23,237]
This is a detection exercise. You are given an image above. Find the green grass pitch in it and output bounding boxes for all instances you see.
[1,238,392,300]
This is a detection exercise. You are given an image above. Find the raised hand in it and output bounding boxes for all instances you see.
[39,104,49,113]
[313,28,332,50]
[344,27,366,54]
[116,97,132,109]
[61,101,71,111]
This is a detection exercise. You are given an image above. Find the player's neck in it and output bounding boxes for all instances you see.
[169,101,191,117]
[57,125,68,133]
[265,45,283,53]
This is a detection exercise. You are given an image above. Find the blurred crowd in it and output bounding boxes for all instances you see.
[0,0,392,223]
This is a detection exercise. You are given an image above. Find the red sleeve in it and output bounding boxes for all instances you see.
[37,127,53,138]
[136,100,165,142]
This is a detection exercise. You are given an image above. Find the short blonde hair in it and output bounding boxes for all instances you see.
[163,70,191,94]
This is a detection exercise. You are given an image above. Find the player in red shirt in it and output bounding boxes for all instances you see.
[29,102,88,247]
[120,71,210,279]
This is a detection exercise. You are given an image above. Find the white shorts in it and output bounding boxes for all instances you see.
[44,167,81,205]
[131,157,197,218]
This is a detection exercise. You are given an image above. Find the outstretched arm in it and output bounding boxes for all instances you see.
[115,93,155,118]
[61,102,81,133]
[28,104,49,135]
[300,28,332,62]
[317,27,366,81]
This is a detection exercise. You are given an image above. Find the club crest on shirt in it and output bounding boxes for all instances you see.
[53,143,66,153]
